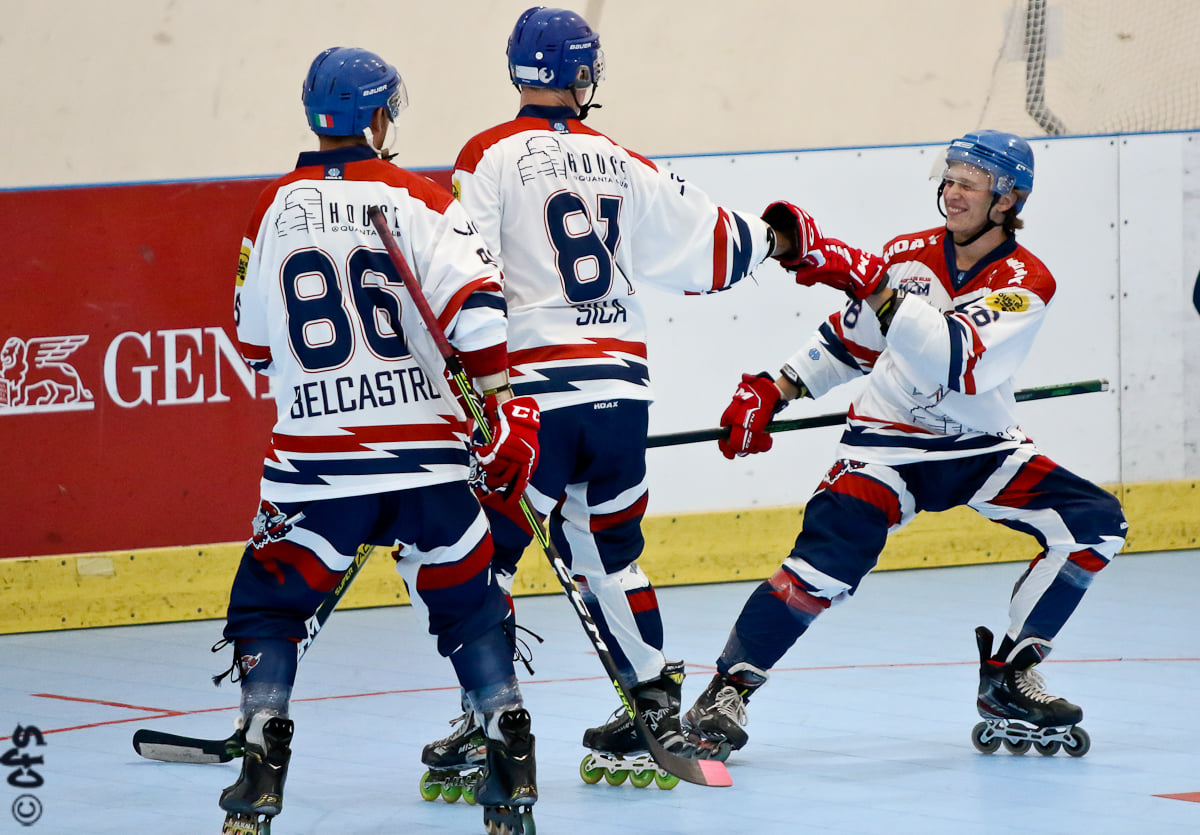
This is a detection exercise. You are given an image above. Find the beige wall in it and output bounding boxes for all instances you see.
[2,0,1021,187]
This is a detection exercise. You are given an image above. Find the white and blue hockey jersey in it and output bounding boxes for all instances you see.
[783,226,1056,465]
[235,145,508,502]
[453,105,774,411]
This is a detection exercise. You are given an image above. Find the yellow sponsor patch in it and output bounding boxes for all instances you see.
[451,178,461,201]
[235,245,251,286]
[984,290,1029,313]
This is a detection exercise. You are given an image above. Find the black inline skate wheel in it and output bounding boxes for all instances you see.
[484,807,535,835]
[1003,738,1032,755]
[970,722,1002,754]
[1034,739,1061,756]
[1063,727,1091,757]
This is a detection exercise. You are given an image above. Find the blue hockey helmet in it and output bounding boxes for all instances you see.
[302,47,408,137]
[942,130,1035,212]
[507,7,604,90]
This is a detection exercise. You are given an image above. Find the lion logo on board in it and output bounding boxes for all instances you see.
[0,335,94,414]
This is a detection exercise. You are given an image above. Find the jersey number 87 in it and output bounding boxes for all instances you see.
[546,190,624,304]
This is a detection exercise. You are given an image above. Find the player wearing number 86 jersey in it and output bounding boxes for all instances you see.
[220,47,537,834]
[237,108,509,503]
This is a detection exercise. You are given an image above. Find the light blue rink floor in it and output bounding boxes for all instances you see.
[2,550,1198,835]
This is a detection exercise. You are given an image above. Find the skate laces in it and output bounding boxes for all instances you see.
[600,705,633,730]
[1014,668,1060,704]
[707,685,749,726]
[443,712,481,743]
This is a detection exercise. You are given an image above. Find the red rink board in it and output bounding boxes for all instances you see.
[0,167,453,559]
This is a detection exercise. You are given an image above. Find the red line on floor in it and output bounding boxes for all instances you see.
[9,657,1195,743]
[3,678,611,742]
[33,693,185,713]
[1155,792,1200,803]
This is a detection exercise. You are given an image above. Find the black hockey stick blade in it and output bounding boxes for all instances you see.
[646,378,1109,449]
[132,545,375,765]
[638,714,733,787]
[132,728,243,764]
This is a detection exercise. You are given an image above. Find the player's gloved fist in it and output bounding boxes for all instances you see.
[474,394,541,498]
[793,238,887,300]
[761,201,822,270]
[718,373,784,460]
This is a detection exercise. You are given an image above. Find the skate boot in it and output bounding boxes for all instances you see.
[971,626,1090,757]
[579,661,698,790]
[683,661,768,761]
[219,712,293,835]
[475,708,536,835]
[419,709,488,804]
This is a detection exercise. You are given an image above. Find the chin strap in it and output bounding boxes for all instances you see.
[576,85,602,121]
[364,122,399,161]
[952,219,998,247]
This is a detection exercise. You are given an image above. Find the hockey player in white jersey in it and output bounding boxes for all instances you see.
[421,6,810,791]
[217,47,539,835]
[685,131,1127,759]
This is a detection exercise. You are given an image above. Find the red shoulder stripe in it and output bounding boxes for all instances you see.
[455,117,553,174]
[245,161,454,243]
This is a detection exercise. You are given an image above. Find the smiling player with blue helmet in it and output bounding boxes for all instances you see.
[687,130,1126,762]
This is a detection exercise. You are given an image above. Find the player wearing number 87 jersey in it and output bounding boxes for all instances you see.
[440,6,797,786]
[222,47,537,834]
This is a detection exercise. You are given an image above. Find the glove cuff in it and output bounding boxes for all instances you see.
[779,364,811,400]
[753,371,788,415]
[875,289,907,335]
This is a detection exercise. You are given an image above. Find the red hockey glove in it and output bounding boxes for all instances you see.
[761,201,822,269]
[718,373,784,460]
[474,395,541,498]
[793,238,887,300]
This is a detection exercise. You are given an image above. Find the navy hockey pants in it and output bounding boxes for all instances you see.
[719,442,1127,675]
[223,481,513,695]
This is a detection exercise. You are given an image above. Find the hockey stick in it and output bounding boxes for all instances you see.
[366,207,730,788]
[646,379,1109,449]
[132,542,375,764]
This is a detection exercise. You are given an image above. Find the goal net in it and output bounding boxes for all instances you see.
[978,0,1200,135]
